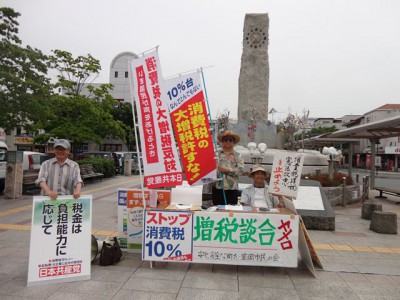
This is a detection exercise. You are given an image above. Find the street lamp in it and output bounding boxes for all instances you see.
[322,146,339,180]
[248,142,268,164]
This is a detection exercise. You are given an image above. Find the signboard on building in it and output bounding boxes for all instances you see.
[385,147,400,154]
[15,137,34,144]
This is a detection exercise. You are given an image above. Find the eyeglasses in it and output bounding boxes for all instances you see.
[223,137,234,142]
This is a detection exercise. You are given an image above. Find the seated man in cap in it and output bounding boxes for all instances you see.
[36,139,83,200]
[241,164,283,208]
[212,130,244,205]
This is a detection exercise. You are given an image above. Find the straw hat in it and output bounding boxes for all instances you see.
[249,164,267,177]
[217,130,240,144]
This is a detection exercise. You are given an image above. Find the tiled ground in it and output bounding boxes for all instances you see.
[0,176,399,299]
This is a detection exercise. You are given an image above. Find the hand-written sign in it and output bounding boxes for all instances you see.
[270,152,304,198]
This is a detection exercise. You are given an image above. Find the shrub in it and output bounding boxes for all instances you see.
[302,172,353,187]
[78,157,116,178]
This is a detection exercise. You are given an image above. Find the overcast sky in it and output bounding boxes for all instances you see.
[2,0,400,121]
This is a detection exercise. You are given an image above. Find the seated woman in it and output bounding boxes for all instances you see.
[240,164,283,208]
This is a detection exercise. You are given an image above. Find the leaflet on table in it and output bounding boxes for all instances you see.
[216,205,253,211]
[165,203,202,211]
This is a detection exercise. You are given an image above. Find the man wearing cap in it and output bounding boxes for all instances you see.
[36,139,83,200]
[241,164,282,208]
[213,130,244,205]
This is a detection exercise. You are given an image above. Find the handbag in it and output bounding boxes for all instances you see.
[99,237,122,266]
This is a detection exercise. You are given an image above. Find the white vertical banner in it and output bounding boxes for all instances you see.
[130,49,183,188]
[270,152,304,198]
[27,196,92,287]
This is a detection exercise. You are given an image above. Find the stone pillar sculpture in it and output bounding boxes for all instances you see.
[238,13,269,124]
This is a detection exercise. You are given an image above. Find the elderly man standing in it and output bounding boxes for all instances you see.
[36,139,83,200]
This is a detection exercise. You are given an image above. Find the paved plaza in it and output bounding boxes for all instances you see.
[0,174,400,299]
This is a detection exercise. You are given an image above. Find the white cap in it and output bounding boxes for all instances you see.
[54,139,71,149]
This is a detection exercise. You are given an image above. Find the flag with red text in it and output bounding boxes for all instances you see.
[130,50,183,188]
[164,71,217,186]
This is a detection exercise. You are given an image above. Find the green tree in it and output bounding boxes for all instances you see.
[0,7,50,131]
[33,50,126,156]
[308,126,338,137]
[111,101,136,151]
[48,49,101,96]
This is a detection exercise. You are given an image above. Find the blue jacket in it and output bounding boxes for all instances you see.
[240,185,277,208]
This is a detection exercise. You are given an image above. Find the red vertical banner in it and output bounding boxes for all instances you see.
[366,154,371,169]
[164,72,217,186]
[130,50,183,188]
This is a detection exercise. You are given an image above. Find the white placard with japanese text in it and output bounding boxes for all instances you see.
[192,211,299,267]
[27,196,92,287]
[270,152,304,198]
[142,210,193,261]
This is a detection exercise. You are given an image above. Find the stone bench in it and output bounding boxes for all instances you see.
[361,203,382,220]
[80,164,104,182]
[370,211,398,234]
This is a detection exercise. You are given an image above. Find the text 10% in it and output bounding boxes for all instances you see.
[167,82,186,100]
[145,241,183,257]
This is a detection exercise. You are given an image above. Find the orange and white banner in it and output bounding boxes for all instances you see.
[164,71,217,186]
[130,50,183,188]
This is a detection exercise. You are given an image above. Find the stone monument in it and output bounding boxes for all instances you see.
[235,13,279,148]
[238,13,269,124]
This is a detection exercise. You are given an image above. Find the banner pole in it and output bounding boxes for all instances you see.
[200,68,227,205]
[128,59,146,209]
